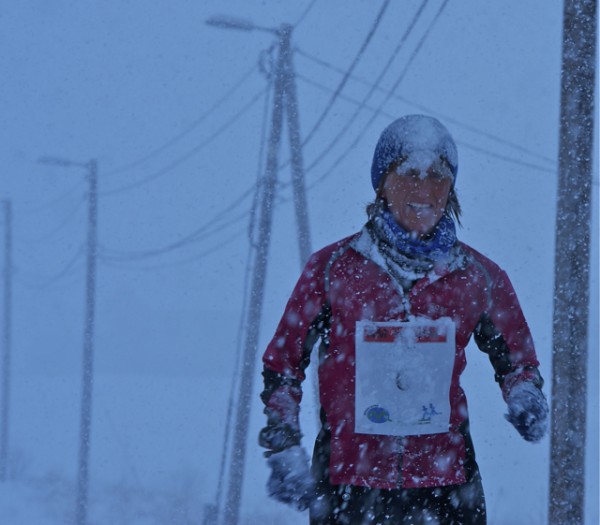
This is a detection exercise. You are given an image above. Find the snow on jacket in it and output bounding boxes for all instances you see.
[260,229,543,490]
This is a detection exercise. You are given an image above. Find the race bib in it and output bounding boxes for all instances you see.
[354,318,455,436]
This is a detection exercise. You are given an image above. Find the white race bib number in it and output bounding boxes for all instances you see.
[354,318,455,436]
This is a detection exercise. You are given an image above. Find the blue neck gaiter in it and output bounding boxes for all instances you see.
[371,204,457,263]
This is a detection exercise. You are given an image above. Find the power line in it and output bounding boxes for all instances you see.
[27,65,260,217]
[293,0,319,28]
[99,207,251,262]
[300,0,391,147]
[303,0,452,188]
[253,1,445,194]
[263,0,433,183]
[98,184,301,266]
[99,78,277,264]
[96,0,447,266]
[96,0,551,269]
[99,229,244,271]
[19,180,86,215]
[75,2,439,268]
[390,97,556,166]
[455,140,556,174]
[361,0,450,120]
[25,166,255,266]
[88,137,557,269]
[20,194,86,244]
[61,0,551,274]
[103,64,259,178]
[269,0,425,180]
[301,0,428,175]
[100,87,267,197]
[14,246,84,289]
[296,73,556,175]
[94,82,273,261]
[296,48,555,166]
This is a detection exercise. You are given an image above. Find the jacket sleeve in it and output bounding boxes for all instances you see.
[259,252,329,452]
[473,267,544,401]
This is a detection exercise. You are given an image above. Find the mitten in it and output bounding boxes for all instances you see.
[266,445,315,511]
[259,419,301,453]
[505,381,549,442]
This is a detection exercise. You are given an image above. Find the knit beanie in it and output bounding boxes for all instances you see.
[370,115,458,191]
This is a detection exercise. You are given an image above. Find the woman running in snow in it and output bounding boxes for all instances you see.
[259,115,548,525]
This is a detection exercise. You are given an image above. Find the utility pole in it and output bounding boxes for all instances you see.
[0,200,12,482]
[75,159,98,525]
[285,34,312,266]
[206,17,312,525]
[38,157,98,525]
[549,1,596,524]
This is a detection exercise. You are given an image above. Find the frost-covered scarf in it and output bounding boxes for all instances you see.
[367,202,460,283]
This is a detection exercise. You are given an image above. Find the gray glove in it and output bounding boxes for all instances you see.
[266,445,315,512]
[505,381,549,443]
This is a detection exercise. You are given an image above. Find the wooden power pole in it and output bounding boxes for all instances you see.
[549,1,597,524]
[38,156,99,525]
[212,22,311,525]
[0,200,12,482]
[75,159,98,525]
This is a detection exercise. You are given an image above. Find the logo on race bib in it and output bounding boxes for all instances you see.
[418,403,441,424]
[364,405,392,424]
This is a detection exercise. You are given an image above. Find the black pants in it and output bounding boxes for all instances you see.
[310,422,486,525]
[309,470,486,525]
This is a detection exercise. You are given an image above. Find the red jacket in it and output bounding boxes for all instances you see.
[261,231,541,489]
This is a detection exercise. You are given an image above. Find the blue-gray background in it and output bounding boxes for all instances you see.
[0,1,598,523]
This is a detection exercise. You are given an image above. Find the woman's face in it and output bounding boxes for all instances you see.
[382,165,452,237]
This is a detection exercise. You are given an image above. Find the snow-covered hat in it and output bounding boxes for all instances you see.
[370,115,458,191]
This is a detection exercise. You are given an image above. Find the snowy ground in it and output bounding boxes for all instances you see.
[0,374,308,525]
